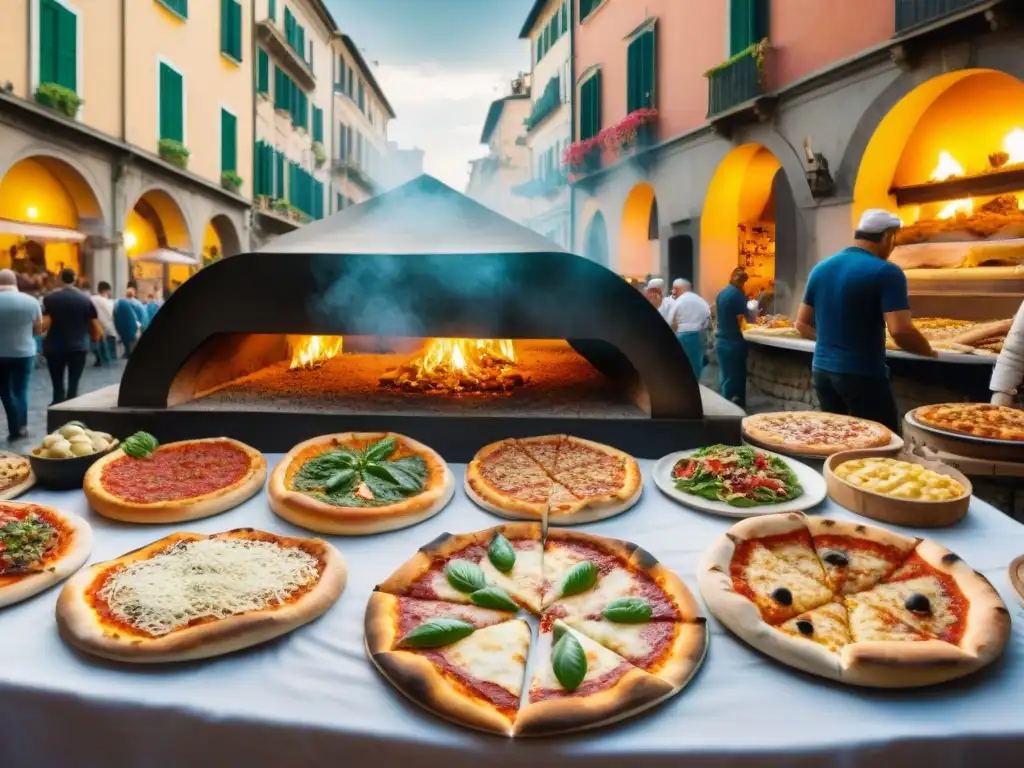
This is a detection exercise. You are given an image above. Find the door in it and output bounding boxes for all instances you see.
[667,235,694,285]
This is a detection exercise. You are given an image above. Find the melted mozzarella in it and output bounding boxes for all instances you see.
[478,543,543,612]
[850,576,957,638]
[777,601,850,653]
[560,616,655,660]
[846,597,926,643]
[820,549,900,595]
[98,538,320,637]
[529,621,628,694]
[541,545,589,606]
[442,620,531,694]
[553,567,634,619]
[743,545,833,616]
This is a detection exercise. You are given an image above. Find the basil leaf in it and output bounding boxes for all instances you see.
[292,449,361,488]
[560,561,598,598]
[487,533,516,573]
[469,586,519,612]
[551,630,587,692]
[364,463,402,486]
[602,597,653,623]
[325,469,357,494]
[122,431,158,459]
[398,618,475,649]
[446,560,487,594]
[552,622,567,643]
[363,437,397,463]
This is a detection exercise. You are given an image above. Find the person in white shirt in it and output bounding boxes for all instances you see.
[990,301,1024,406]
[644,278,675,325]
[669,279,711,379]
[90,281,117,367]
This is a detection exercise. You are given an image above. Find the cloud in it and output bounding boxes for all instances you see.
[375,62,516,191]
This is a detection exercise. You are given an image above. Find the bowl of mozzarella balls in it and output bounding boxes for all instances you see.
[28,422,119,490]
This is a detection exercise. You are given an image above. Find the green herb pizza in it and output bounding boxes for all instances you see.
[672,445,803,507]
[269,433,455,535]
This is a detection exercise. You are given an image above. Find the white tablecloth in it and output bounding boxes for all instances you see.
[2,458,1024,768]
[744,333,997,365]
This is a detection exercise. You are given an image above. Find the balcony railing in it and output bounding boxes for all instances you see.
[332,158,379,193]
[525,76,561,133]
[895,0,990,33]
[706,44,765,118]
[256,19,316,92]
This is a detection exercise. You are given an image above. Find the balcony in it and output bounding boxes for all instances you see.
[525,76,561,133]
[256,19,316,92]
[332,158,380,194]
[894,0,991,33]
[707,45,764,118]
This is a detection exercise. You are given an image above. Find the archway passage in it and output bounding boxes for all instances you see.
[583,210,609,268]
[620,182,658,278]
[124,189,193,300]
[700,144,794,307]
[853,69,1024,318]
[0,156,103,284]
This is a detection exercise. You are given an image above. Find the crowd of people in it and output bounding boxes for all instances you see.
[0,268,163,443]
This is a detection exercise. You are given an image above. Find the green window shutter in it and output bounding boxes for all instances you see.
[297,25,305,57]
[729,0,769,55]
[358,81,365,111]
[159,62,183,142]
[626,36,639,113]
[257,48,269,93]
[275,150,285,198]
[161,0,188,18]
[285,8,295,47]
[221,109,237,173]
[313,107,323,143]
[561,1,568,31]
[254,141,264,194]
[55,3,77,91]
[39,0,57,85]
[580,71,602,142]
[642,29,655,110]
[580,0,597,22]
[627,28,656,112]
[308,40,314,69]
[231,0,243,61]
[274,66,287,110]
[338,58,347,90]
[268,0,276,21]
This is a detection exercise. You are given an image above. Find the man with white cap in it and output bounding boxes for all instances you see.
[795,209,934,432]
[669,279,711,380]
[644,278,675,326]
[0,268,42,441]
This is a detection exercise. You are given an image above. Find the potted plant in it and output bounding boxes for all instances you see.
[256,195,271,211]
[273,198,291,215]
[34,83,82,119]
[221,170,243,193]
[312,141,326,169]
[158,139,190,169]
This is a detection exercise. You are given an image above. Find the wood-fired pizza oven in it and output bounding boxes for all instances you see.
[51,176,742,460]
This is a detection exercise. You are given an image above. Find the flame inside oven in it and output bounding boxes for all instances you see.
[289,335,344,370]
[379,338,524,394]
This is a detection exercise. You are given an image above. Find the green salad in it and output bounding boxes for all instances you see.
[672,445,802,507]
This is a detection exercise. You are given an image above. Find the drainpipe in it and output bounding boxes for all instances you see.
[250,0,257,248]
[111,0,128,296]
[568,0,576,254]
[329,34,336,214]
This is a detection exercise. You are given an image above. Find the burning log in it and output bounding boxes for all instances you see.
[379,338,526,394]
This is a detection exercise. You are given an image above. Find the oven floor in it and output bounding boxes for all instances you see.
[180,346,645,419]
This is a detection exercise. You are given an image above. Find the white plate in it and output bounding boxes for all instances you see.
[653,447,827,518]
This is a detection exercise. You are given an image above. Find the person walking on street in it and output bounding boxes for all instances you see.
[990,300,1024,406]
[715,268,758,407]
[144,293,162,325]
[127,286,148,332]
[114,289,142,358]
[795,210,934,432]
[669,279,711,381]
[0,269,42,441]
[644,278,675,326]
[90,281,117,366]
[41,268,100,405]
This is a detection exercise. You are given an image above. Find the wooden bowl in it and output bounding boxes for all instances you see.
[28,441,119,491]
[1009,555,1024,607]
[824,448,971,528]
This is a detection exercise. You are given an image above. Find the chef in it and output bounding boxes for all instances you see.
[669,279,711,380]
[795,209,934,432]
[644,278,675,326]
[990,301,1024,406]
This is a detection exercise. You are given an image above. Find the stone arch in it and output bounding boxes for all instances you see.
[206,213,243,258]
[122,187,194,296]
[0,146,107,224]
[123,187,193,252]
[620,182,658,277]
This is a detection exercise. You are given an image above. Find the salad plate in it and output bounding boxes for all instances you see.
[653,445,827,518]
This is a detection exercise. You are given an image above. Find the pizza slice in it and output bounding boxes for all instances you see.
[0,452,34,501]
[376,523,544,613]
[540,528,635,608]
[845,594,932,643]
[516,435,564,472]
[513,619,675,737]
[465,439,572,522]
[807,518,919,595]
[776,600,851,653]
[372,618,531,736]
[364,592,517,655]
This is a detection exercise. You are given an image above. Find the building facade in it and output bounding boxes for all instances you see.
[569,0,1024,314]
[466,89,533,222]
[512,0,573,249]
[331,34,395,210]
[0,0,255,295]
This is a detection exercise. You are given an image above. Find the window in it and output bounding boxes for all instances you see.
[561,0,568,31]
[158,0,188,19]
[312,106,323,143]
[357,80,365,112]
[297,25,306,60]
[626,26,656,113]
[580,0,600,22]
[308,40,314,69]
[346,68,353,96]
[293,88,308,130]
[254,140,274,196]
[158,61,184,142]
[288,163,323,219]
[257,48,269,94]
[338,56,347,91]
[274,66,289,110]
[220,108,237,173]
[729,0,769,55]
[268,0,275,22]
[274,149,285,198]
[579,71,602,142]
[285,7,296,49]
[220,0,243,61]
[39,0,77,92]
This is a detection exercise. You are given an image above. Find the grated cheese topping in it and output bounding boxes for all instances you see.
[97,538,321,637]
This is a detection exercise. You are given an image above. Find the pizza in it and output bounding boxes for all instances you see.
[699,513,1010,687]
[56,528,346,663]
[268,432,454,535]
[0,501,92,608]
[742,411,892,456]
[0,451,34,500]
[83,433,266,524]
[366,523,706,736]
[465,435,642,525]
[913,403,1024,442]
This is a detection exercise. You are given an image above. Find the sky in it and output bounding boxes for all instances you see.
[327,0,536,191]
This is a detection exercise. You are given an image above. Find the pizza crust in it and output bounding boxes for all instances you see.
[83,438,266,524]
[268,432,454,535]
[0,502,92,608]
[0,454,35,501]
[55,529,347,663]
[743,411,892,456]
[806,517,920,553]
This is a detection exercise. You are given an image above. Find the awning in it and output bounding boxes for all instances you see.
[0,218,86,243]
[134,248,201,266]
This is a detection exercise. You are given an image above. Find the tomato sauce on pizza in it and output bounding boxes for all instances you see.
[421,652,521,715]
[100,441,253,504]
[0,504,71,586]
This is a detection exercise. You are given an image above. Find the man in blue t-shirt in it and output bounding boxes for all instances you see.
[715,268,757,407]
[795,210,934,432]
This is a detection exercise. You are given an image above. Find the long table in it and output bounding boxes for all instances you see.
[3,458,1024,767]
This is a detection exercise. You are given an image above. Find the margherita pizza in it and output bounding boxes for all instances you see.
[0,451,34,500]
[1,501,91,608]
[269,432,454,535]
[83,433,266,524]
[912,403,1024,442]
[465,435,642,525]
[742,412,893,456]
[366,523,706,736]
[56,528,346,663]
[699,513,1010,687]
